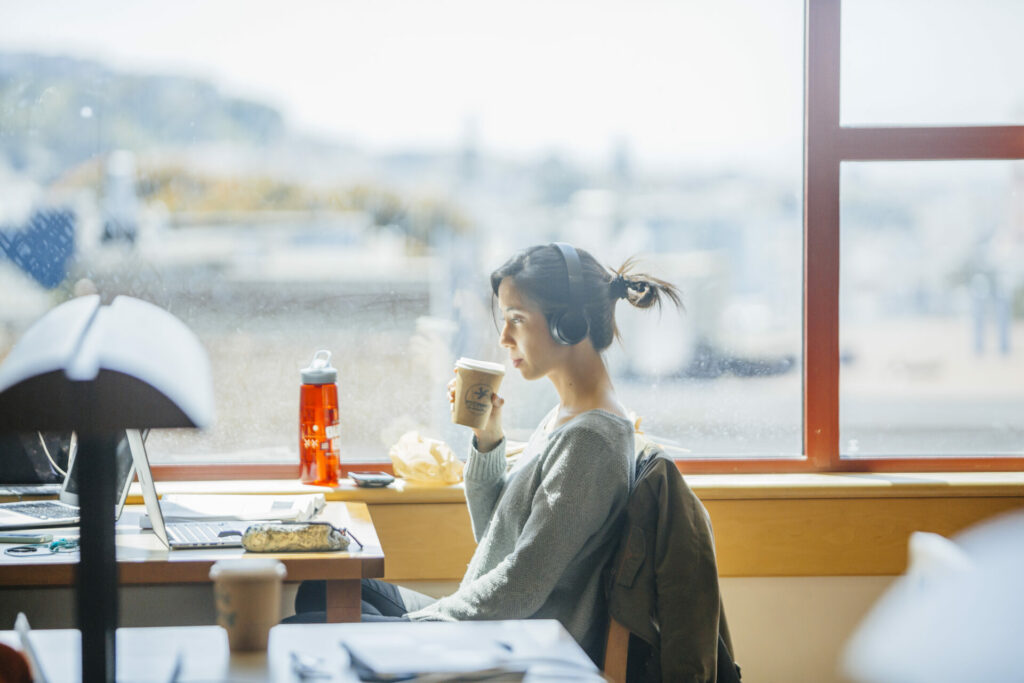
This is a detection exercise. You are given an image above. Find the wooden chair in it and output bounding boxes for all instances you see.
[603,616,630,683]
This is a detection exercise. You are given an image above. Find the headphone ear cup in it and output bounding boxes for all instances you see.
[548,311,568,345]
[549,242,589,346]
[549,310,589,346]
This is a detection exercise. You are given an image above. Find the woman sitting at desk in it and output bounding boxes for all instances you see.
[292,243,680,664]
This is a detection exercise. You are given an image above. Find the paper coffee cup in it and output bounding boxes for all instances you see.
[452,358,506,429]
[210,558,287,652]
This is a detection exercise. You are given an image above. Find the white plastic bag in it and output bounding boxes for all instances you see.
[388,431,464,484]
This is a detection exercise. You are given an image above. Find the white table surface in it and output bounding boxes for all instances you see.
[0,620,603,682]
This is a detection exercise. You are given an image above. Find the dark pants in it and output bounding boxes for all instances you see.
[283,578,437,623]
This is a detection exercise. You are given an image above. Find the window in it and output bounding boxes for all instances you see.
[841,0,1024,127]
[0,0,1021,475]
[840,161,1024,458]
[802,0,1024,473]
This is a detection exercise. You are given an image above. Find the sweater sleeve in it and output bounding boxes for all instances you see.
[462,436,508,542]
[407,421,631,622]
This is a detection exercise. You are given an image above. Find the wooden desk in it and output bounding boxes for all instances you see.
[0,620,600,682]
[0,501,384,623]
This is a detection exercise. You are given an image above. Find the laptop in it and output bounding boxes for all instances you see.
[0,432,136,530]
[0,432,71,498]
[126,430,252,549]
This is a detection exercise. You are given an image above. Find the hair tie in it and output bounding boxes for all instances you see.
[609,274,629,300]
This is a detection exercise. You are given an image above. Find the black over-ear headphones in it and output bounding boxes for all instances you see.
[549,242,589,346]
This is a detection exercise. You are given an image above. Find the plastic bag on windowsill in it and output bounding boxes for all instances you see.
[388,431,464,485]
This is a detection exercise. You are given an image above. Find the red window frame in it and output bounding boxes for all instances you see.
[155,0,1024,481]
[679,0,1024,475]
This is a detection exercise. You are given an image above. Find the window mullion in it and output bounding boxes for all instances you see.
[838,125,1024,161]
[804,0,842,470]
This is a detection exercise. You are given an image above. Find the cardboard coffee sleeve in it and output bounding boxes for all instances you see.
[452,358,505,429]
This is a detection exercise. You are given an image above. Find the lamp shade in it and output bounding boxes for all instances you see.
[0,294,215,682]
[0,294,214,432]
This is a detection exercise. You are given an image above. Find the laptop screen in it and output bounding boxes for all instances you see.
[125,428,172,547]
[60,432,136,511]
[0,432,72,484]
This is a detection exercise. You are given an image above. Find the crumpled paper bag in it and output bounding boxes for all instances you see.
[388,431,464,484]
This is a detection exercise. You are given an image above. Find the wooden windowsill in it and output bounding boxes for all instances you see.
[682,471,1024,500]
[128,471,1024,505]
[126,477,462,505]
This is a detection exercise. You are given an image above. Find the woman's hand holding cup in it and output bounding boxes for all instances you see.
[450,359,506,452]
[472,389,504,453]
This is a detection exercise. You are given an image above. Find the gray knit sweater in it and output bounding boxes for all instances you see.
[405,407,635,663]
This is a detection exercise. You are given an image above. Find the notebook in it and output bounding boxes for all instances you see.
[126,430,255,549]
[153,492,324,524]
[0,432,136,530]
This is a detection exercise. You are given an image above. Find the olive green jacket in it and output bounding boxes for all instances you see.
[606,442,737,682]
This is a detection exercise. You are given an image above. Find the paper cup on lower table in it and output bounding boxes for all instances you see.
[209,558,287,652]
[452,358,506,428]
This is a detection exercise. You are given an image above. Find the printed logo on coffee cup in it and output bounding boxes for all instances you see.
[465,384,492,414]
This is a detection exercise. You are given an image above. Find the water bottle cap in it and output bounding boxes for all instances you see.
[301,349,337,384]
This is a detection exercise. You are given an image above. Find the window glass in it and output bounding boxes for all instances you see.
[0,0,803,464]
[840,161,1024,457]
[841,0,1024,126]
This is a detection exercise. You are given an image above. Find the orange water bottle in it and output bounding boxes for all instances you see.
[299,349,341,486]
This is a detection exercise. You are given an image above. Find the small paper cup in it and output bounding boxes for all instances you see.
[452,358,506,429]
[209,558,287,652]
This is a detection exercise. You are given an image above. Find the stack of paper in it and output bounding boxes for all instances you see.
[157,493,325,522]
[339,627,601,682]
[343,632,527,681]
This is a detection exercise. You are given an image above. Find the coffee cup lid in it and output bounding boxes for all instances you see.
[209,558,287,581]
[456,358,505,375]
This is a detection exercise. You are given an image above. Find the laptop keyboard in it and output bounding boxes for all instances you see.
[4,501,78,520]
[0,484,62,496]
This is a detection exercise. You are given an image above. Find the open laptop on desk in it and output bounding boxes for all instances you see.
[0,432,72,499]
[0,432,135,530]
[126,430,254,549]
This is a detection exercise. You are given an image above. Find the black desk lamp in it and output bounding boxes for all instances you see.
[0,294,214,683]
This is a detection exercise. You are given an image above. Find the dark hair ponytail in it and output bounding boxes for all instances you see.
[490,244,682,352]
[609,256,683,310]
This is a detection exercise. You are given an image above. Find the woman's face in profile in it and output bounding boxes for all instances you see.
[497,278,565,381]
